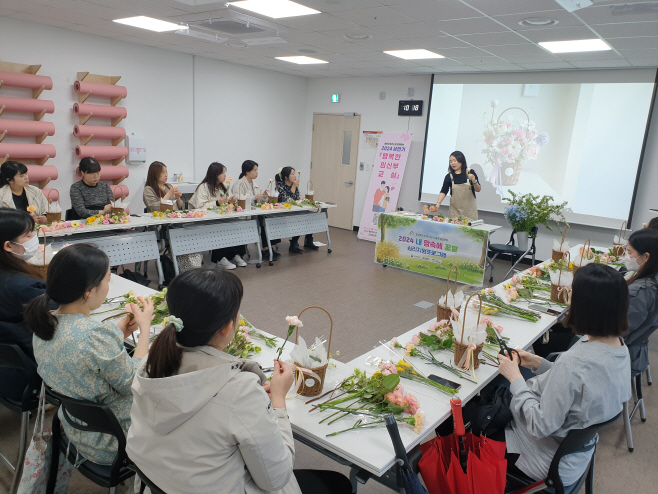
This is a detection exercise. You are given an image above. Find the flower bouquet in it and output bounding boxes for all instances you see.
[612,221,629,256]
[503,191,567,237]
[267,179,279,204]
[548,256,573,304]
[591,248,620,265]
[482,101,549,190]
[451,294,487,372]
[306,179,314,202]
[572,240,594,275]
[152,210,207,219]
[381,359,458,396]
[437,266,463,321]
[224,325,262,358]
[479,288,540,322]
[552,226,570,262]
[37,220,84,233]
[87,211,130,226]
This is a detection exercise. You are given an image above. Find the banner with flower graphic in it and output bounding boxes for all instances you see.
[375,213,489,285]
[357,133,411,241]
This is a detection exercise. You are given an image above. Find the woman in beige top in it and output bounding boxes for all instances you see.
[190,163,247,270]
[143,161,183,212]
[0,161,48,223]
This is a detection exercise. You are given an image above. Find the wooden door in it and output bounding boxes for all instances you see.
[310,113,361,230]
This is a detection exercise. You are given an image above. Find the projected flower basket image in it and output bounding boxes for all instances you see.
[482,101,550,190]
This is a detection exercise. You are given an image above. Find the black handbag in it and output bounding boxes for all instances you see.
[159,253,176,286]
[463,385,513,437]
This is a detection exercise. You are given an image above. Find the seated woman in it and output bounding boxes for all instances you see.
[0,208,57,401]
[190,162,247,269]
[622,229,658,375]
[0,161,48,223]
[232,160,280,261]
[25,243,153,465]
[127,267,300,493]
[275,166,317,254]
[143,161,183,212]
[69,158,115,219]
[497,263,631,488]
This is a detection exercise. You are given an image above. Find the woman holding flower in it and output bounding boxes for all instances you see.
[0,161,48,223]
[275,166,316,254]
[435,151,480,220]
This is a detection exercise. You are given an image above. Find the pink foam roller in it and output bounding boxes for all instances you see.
[99,165,129,181]
[25,165,58,182]
[73,125,125,140]
[0,119,55,138]
[110,184,130,199]
[75,146,128,161]
[74,81,127,99]
[0,71,53,91]
[0,96,55,114]
[73,103,127,119]
[0,143,56,159]
[41,188,60,202]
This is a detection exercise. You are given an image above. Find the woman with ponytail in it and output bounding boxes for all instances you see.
[127,267,302,493]
[0,208,56,401]
[275,166,316,254]
[25,243,154,465]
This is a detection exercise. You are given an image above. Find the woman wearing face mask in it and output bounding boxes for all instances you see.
[0,161,48,223]
[25,243,154,465]
[435,151,481,220]
[622,229,658,375]
[275,167,316,254]
[0,208,58,402]
[70,157,115,219]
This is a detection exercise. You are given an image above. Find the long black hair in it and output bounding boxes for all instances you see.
[146,267,244,379]
[0,208,41,279]
[565,263,628,338]
[24,244,110,341]
[197,162,227,196]
[448,151,467,177]
[239,160,258,180]
[627,229,658,285]
[275,166,294,185]
[1,161,28,186]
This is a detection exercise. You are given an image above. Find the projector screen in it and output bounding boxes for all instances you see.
[419,70,657,229]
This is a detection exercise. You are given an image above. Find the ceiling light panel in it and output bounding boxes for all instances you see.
[275,56,328,64]
[539,38,611,53]
[229,1,321,19]
[113,16,180,32]
[384,49,444,60]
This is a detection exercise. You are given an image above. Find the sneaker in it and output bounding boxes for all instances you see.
[217,257,236,270]
[231,255,247,267]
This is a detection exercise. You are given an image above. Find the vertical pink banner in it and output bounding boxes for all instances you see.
[357,133,412,241]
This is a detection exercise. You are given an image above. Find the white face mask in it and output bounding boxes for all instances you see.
[11,235,39,261]
[622,254,642,272]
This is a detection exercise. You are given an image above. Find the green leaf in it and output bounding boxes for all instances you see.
[382,373,400,392]
[386,403,405,414]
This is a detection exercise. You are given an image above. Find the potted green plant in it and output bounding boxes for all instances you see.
[502,192,567,251]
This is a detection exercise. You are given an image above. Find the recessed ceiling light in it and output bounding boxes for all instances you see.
[539,38,611,53]
[518,18,559,28]
[228,42,249,48]
[275,56,328,64]
[383,49,444,60]
[298,48,317,53]
[344,34,372,41]
[229,0,321,19]
[113,16,180,32]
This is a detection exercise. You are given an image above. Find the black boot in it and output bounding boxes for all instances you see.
[262,249,281,261]
[289,242,304,254]
[304,240,319,250]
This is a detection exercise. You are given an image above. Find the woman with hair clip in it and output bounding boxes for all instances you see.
[275,166,316,254]
[143,161,183,212]
[434,151,481,220]
[25,243,154,465]
[69,157,115,219]
[232,160,280,261]
[190,162,247,269]
[0,161,48,223]
[622,229,658,375]
[0,208,57,401]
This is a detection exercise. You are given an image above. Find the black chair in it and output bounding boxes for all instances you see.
[129,464,167,494]
[45,385,135,494]
[507,411,622,494]
[64,208,80,221]
[487,227,538,282]
[0,344,41,494]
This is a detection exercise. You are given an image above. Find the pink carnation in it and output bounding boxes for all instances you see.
[237,206,243,212]
[411,335,420,345]
[380,361,398,376]
[103,220,109,225]
[405,393,420,414]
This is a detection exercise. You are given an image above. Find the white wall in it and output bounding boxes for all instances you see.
[193,57,308,187]
[0,17,194,214]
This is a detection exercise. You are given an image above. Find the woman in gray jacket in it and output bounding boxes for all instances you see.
[622,229,658,374]
[127,268,300,493]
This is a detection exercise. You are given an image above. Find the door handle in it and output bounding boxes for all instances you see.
[345,181,354,186]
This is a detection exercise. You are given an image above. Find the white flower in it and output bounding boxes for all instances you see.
[285,315,303,327]
[491,99,499,108]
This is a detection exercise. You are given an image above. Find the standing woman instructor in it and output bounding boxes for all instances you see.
[435,151,481,220]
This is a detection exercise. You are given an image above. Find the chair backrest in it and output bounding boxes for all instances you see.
[65,208,80,221]
[545,411,622,493]
[45,385,129,475]
[0,344,41,412]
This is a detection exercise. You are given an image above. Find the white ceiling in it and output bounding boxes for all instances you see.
[2,0,658,77]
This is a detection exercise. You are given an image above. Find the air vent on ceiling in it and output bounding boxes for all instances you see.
[189,19,268,35]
